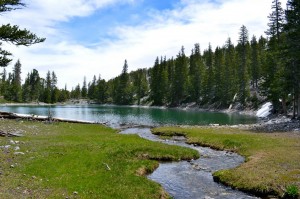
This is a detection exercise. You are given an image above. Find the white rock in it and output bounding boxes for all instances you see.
[14,146,20,151]
[9,140,16,145]
[256,102,272,118]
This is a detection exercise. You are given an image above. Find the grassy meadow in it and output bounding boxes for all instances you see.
[1,118,299,199]
[152,126,300,198]
[0,119,198,199]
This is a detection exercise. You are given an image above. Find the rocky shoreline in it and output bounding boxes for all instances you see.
[240,115,300,133]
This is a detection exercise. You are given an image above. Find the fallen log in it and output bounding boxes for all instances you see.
[0,111,102,125]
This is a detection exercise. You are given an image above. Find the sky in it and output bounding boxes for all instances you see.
[0,0,288,89]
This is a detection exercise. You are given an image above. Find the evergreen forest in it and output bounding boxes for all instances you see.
[0,0,300,118]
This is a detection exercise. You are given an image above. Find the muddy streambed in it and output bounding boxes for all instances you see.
[120,128,258,199]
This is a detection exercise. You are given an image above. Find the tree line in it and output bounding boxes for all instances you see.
[83,0,300,118]
[0,0,299,118]
[0,62,70,103]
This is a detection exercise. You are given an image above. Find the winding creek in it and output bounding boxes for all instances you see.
[0,105,259,198]
[120,128,258,199]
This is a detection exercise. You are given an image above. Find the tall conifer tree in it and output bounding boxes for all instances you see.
[189,43,203,104]
[171,46,188,106]
[10,59,22,102]
[236,25,250,106]
[81,76,87,98]
[262,0,286,113]
[202,43,215,104]
[285,0,300,117]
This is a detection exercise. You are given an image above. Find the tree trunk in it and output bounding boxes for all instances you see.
[293,93,296,119]
[297,94,300,119]
[282,97,287,115]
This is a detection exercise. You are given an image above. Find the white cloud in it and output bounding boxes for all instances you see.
[1,0,282,88]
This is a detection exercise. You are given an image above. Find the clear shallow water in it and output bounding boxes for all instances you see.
[121,128,258,199]
[0,105,257,127]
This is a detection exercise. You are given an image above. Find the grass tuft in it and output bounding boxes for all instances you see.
[285,184,299,199]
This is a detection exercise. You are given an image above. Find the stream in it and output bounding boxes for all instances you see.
[120,128,258,199]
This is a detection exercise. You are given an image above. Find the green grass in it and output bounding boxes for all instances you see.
[152,126,300,198]
[0,120,198,199]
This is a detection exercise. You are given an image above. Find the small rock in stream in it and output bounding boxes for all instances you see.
[201,155,211,158]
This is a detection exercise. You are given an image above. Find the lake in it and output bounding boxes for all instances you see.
[0,105,257,127]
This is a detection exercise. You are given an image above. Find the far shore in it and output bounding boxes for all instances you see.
[0,101,258,116]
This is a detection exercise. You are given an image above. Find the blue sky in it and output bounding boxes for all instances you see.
[0,0,286,89]
[59,0,180,46]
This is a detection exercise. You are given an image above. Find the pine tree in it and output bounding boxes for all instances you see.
[285,0,300,117]
[189,43,204,104]
[22,69,41,102]
[166,57,175,103]
[74,84,81,99]
[43,71,52,103]
[88,75,97,100]
[96,76,107,104]
[81,76,87,98]
[50,71,59,103]
[236,25,250,106]
[214,46,226,106]
[133,69,148,105]
[115,60,132,105]
[171,46,189,106]
[4,72,13,100]
[150,57,163,105]
[10,59,22,102]
[202,43,214,104]
[224,37,238,106]
[250,36,261,88]
[160,56,168,104]
[150,57,168,105]
[58,85,69,102]
[262,0,286,113]
[0,1,45,67]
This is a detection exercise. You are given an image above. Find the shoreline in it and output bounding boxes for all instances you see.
[1,102,299,132]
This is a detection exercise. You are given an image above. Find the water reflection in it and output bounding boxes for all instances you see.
[0,105,257,127]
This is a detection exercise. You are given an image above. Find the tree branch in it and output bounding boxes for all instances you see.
[0,24,46,46]
[0,0,25,13]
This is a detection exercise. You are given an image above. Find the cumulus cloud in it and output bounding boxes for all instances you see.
[0,0,284,88]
